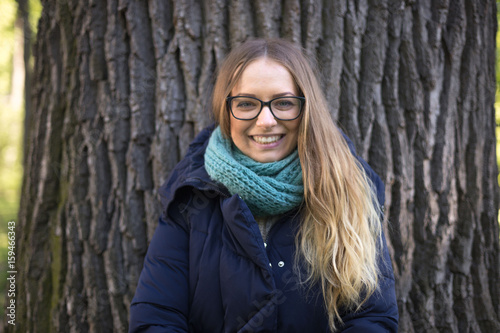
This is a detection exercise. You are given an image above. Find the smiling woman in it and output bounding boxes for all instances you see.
[129,39,399,333]
[14,0,500,331]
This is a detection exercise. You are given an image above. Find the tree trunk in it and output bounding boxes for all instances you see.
[11,0,499,332]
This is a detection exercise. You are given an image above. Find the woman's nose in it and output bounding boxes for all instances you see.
[255,106,277,128]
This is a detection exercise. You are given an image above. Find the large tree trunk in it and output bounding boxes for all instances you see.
[11,0,499,332]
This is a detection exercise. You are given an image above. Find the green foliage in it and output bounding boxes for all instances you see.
[0,1,17,95]
[29,0,42,35]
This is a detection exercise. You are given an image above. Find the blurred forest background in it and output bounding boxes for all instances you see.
[0,0,41,315]
[0,0,499,330]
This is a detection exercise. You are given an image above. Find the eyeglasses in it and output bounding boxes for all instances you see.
[226,96,305,121]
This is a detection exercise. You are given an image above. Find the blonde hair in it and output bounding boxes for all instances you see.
[212,39,382,331]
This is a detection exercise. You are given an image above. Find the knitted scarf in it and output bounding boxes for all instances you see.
[204,127,304,218]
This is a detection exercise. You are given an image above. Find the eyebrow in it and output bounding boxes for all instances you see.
[235,92,296,98]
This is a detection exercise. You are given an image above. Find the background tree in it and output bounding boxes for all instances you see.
[10,0,500,332]
[0,0,41,323]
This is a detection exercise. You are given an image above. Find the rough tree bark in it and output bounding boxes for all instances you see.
[10,0,500,332]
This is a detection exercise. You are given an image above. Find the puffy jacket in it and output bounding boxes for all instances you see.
[129,125,399,332]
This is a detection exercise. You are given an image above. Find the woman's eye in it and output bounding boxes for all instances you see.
[236,100,258,109]
[274,99,295,109]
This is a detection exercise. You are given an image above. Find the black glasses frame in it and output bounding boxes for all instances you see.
[226,96,305,121]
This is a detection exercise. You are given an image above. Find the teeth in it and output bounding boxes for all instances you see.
[253,135,281,144]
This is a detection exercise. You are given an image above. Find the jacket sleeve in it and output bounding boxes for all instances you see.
[129,204,190,333]
[338,229,399,332]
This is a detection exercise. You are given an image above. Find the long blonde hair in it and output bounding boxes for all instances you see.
[212,39,382,331]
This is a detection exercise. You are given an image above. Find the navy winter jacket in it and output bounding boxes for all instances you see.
[129,125,399,332]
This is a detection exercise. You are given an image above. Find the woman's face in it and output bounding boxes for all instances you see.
[229,58,301,163]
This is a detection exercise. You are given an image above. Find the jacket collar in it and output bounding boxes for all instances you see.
[159,124,230,211]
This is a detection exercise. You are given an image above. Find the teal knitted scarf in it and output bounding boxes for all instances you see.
[204,127,304,218]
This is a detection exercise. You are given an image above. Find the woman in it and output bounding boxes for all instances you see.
[129,39,398,332]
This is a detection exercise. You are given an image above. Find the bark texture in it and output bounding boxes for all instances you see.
[11,0,500,332]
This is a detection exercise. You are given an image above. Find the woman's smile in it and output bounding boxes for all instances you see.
[251,134,284,145]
